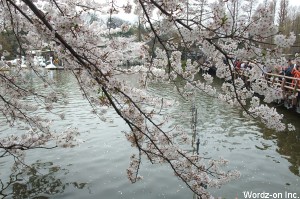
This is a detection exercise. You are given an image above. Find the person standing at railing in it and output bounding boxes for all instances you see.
[234,59,241,69]
[284,59,295,77]
[291,63,300,110]
[262,62,272,74]
[291,63,300,87]
[274,65,283,75]
[282,59,296,88]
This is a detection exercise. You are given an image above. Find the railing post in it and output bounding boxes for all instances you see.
[293,80,298,94]
[271,75,275,86]
[291,80,299,110]
[281,78,286,91]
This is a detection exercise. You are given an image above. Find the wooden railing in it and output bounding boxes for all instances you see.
[233,69,300,93]
[264,73,300,93]
[232,69,300,112]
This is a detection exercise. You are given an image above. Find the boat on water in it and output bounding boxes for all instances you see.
[0,56,10,71]
[7,58,20,66]
[34,56,46,67]
[20,56,27,68]
[45,57,64,70]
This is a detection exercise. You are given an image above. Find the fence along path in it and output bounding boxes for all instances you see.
[233,70,300,113]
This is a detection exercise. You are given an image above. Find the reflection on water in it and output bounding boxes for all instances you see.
[1,160,87,199]
[149,79,300,197]
[0,70,299,198]
[260,105,300,177]
[276,131,300,176]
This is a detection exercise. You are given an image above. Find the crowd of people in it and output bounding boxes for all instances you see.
[232,57,300,111]
[233,58,300,86]
[233,59,257,71]
[272,59,300,88]
[286,59,300,80]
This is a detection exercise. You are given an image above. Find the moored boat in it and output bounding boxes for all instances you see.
[45,57,64,70]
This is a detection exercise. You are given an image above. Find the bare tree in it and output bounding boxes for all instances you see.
[243,0,259,21]
[271,0,277,19]
[287,6,300,54]
[278,0,289,33]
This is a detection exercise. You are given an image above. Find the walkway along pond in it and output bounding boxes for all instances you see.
[0,70,299,198]
[233,69,300,113]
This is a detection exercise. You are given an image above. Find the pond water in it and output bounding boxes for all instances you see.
[0,70,299,199]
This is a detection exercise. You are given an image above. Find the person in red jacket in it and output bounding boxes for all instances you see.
[291,63,300,110]
[291,64,300,87]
